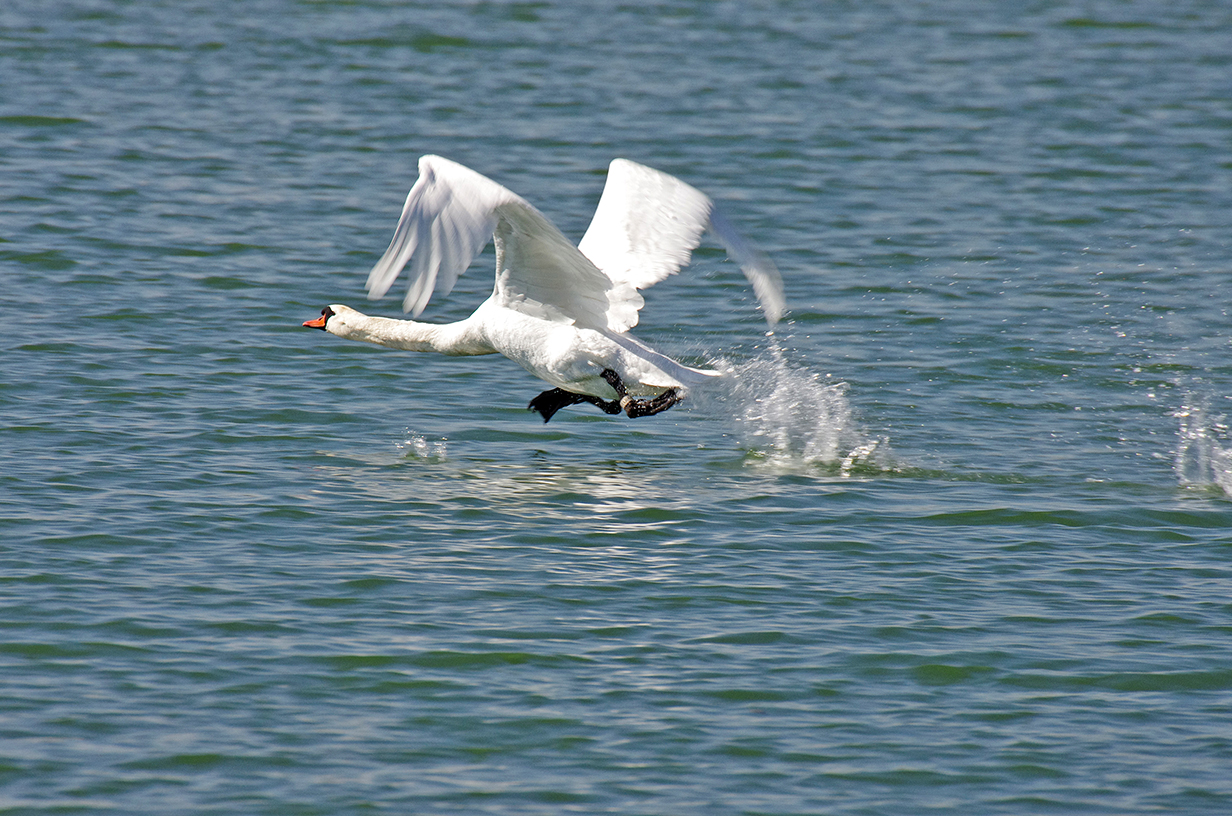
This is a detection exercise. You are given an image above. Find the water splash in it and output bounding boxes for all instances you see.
[396,432,448,462]
[1173,399,1232,496]
[712,339,889,474]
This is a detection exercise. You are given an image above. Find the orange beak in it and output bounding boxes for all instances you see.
[303,314,328,329]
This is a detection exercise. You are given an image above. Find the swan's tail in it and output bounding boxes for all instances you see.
[611,331,718,379]
[673,360,723,385]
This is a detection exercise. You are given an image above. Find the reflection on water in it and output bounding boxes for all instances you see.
[311,442,702,517]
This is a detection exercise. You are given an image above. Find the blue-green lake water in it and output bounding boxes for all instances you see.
[3,1,1231,813]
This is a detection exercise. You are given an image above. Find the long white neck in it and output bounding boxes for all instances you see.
[325,305,495,356]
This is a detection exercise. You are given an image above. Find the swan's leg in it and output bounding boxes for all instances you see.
[625,388,682,418]
[601,368,628,399]
[600,369,682,418]
[584,395,625,415]
[528,388,621,423]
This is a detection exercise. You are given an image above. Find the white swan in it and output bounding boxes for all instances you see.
[304,155,784,422]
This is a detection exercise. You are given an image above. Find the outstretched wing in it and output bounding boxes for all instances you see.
[578,159,712,292]
[489,201,623,329]
[366,155,509,316]
[578,159,784,328]
[367,155,784,331]
[366,155,620,329]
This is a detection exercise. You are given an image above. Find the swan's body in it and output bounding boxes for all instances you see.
[304,155,783,421]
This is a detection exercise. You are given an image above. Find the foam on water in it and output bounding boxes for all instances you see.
[1173,398,1232,496]
[710,339,890,475]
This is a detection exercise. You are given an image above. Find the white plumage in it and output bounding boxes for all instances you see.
[306,155,783,421]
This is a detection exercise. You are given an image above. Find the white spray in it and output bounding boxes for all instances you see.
[1173,399,1232,496]
[712,337,889,474]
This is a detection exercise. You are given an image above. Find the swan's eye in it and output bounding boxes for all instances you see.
[321,306,335,318]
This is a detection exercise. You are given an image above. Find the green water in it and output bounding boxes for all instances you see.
[2,1,1231,813]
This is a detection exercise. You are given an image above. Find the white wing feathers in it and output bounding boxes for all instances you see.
[366,155,620,330]
[366,154,784,331]
[366,155,512,316]
[489,202,622,331]
[577,159,713,291]
[578,158,784,327]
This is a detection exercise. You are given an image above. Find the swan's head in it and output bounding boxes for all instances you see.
[302,304,362,335]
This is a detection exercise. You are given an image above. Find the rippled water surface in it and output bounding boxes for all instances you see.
[3,1,1231,813]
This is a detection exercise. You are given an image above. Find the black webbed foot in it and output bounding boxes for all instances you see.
[529,387,622,423]
[529,388,586,423]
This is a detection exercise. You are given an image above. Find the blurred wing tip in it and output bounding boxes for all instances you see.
[401,289,427,316]
[749,259,786,326]
[707,206,785,327]
[365,262,396,301]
